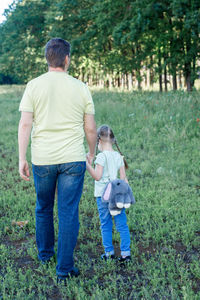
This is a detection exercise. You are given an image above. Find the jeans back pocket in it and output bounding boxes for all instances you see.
[63,162,86,176]
[33,165,49,178]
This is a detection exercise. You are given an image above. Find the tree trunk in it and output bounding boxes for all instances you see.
[185,69,192,91]
[164,64,167,92]
[125,73,129,89]
[185,60,192,92]
[144,72,148,88]
[185,38,192,92]
[121,73,125,89]
[150,56,154,86]
[136,70,142,90]
[147,68,150,89]
[191,57,196,88]
[128,73,133,90]
[117,73,121,87]
[81,67,85,82]
[138,77,142,90]
[178,72,182,89]
[158,51,162,92]
[172,73,177,90]
[136,45,142,90]
[87,74,90,85]
[159,74,162,92]
[131,71,135,89]
[105,79,109,89]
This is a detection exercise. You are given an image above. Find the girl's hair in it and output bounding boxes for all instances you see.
[96,125,128,169]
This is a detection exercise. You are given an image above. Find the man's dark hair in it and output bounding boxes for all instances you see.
[45,38,71,69]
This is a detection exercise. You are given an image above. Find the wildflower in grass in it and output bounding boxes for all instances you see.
[197,118,200,122]
[11,220,29,228]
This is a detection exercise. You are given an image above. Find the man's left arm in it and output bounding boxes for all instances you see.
[18,112,33,181]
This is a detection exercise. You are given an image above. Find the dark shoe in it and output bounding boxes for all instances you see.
[101,254,115,261]
[41,255,56,265]
[118,256,131,264]
[57,267,80,284]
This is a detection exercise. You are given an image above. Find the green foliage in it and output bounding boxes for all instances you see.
[0,86,200,299]
[0,0,50,83]
[0,0,199,90]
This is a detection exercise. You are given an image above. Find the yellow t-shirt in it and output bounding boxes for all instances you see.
[19,71,95,165]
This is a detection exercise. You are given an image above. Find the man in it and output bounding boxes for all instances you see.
[18,38,97,282]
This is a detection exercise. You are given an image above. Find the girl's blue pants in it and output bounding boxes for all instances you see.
[96,197,131,256]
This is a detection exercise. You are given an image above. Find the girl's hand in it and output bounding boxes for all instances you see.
[86,152,94,165]
[86,162,103,181]
[86,161,90,171]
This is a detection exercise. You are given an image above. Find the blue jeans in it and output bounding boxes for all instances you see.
[96,197,131,256]
[32,162,86,276]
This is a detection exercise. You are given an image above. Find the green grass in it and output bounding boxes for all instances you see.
[0,85,200,299]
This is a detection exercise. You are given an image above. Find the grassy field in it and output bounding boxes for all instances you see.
[0,85,200,300]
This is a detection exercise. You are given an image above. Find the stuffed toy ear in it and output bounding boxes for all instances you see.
[102,182,112,201]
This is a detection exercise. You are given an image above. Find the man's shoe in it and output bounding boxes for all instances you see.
[118,256,131,264]
[101,254,115,261]
[41,255,56,265]
[57,267,80,284]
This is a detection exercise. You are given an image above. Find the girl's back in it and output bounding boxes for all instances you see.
[94,150,124,197]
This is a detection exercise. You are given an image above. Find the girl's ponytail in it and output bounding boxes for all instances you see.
[114,140,128,169]
[96,134,100,156]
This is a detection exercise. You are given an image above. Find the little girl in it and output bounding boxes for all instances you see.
[86,125,131,262]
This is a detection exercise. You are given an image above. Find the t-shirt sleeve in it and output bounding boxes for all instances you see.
[19,82,34,112]
[95,153,106,167]
[84,84,95,114]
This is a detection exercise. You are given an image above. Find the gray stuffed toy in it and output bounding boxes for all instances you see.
[102,179,135,216]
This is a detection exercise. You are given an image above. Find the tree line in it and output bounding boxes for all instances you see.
[0,0,200,91]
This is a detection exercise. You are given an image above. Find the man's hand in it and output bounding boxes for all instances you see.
[86,152,95,165]
[19,160,30,181]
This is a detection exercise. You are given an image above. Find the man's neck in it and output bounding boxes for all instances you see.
[49,66,66,72]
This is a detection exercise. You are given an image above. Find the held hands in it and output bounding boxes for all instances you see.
[19,160,30,181]
[86,152,95,165]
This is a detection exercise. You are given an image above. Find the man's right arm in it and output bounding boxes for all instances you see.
[84,114,97,164]
[18,111,33,181]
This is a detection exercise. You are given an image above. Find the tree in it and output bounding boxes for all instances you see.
[0,0,50,83]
